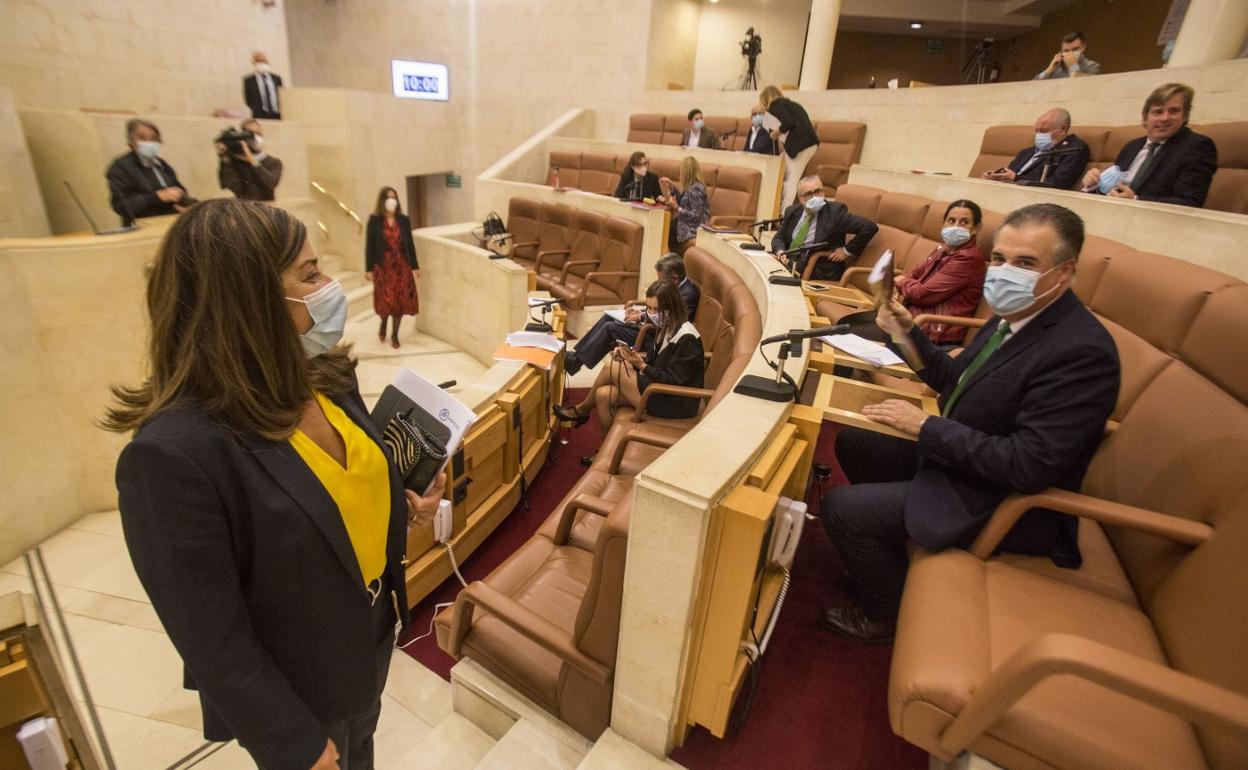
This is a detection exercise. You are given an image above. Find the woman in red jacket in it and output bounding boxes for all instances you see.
[896,199,987,346]
[837,199,987,348]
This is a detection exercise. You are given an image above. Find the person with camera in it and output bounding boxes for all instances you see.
[760,85,820,208]
[106,118,195,226]
[107,199,447,769]
[1035,31,1101,80]
[365,187,420,349]
[217,119,283,202]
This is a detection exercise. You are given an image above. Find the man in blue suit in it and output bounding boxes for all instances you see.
[820,203,1120,642]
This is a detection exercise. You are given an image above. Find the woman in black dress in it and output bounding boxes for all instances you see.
[365,187,420,349]
[555,280,705,463]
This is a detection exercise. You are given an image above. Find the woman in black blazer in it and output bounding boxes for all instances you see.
[365,187,421,349]
[555,280,704,464]
[105,200,445,770]
[613,151,663,201]
[760,84,820,208]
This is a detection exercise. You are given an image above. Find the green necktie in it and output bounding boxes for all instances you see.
[942,321,1010,416]
[1129,142,1160,192]
[790,214,812,250]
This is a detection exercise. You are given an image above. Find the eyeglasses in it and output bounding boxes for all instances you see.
[798,189,820,199]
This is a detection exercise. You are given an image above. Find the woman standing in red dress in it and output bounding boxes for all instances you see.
[364,187,420,349]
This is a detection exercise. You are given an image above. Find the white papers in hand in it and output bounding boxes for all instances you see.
[506,331,565,353]
[822,333,904,367]
[868,249,893,284]
[391,368,477,482]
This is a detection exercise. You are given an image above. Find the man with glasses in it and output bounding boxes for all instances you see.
[771,175,877,282]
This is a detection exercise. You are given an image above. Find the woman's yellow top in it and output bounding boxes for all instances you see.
[289,391,391,586]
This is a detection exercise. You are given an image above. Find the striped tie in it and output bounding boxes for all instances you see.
[942,321,1010,417]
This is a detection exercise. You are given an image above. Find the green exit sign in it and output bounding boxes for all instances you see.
[445,173,462,189]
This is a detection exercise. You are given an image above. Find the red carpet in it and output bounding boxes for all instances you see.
[400,404,926,769]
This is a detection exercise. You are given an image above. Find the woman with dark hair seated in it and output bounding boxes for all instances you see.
[840,199,987,347]
[555,280,704,465]
[614,151,662,201]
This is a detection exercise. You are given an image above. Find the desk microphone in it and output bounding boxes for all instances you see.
[760,323,850,347]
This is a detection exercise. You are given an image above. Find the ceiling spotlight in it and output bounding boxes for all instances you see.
[910,21,923,30]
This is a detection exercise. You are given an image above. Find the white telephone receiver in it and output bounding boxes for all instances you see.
[434,499,454,544]
[768,496,806,570]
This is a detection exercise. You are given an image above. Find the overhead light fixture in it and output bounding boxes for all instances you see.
[910,21,923,30]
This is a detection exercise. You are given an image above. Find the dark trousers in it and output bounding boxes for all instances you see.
[317,585,397,770]
[573,317,640,368]
[822,427,920,622]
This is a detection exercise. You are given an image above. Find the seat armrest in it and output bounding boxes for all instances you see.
[559,259,599,283]
[800,250,835,280]
[634,384,716,422]
[534,248,570,273]
[448,582,612,684]
[585,270,639,303]
[609,430,678,474]
[912,314,989,330]
[512,240,540,249]
[969,489,1213,559]
[553,495,615,545]
[937,632,1248,757]
[837,265,871,287]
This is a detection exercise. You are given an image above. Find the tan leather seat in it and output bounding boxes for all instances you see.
[805,121,867,193]
[579,153,618,196]
[548,216,643,308]
[435,490,633,739]
[889,247,1248,768]
[506,198,544,270]
[708,166,761,232]
[626,114,664,145]
[549,150,581,188]
[1195,122,1248,214]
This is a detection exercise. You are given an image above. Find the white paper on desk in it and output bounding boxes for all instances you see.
[506,330,565,353]
[822,333,904,367]
[604,308,627,322]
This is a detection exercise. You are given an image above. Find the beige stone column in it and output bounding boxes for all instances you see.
[798,0,842,90]
[1167,0,1248,68]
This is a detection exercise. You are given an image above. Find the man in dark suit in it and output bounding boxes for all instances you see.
[680,108,722,150]
[106,118,195,225]
[981,108,1089,190]
[565,253,698,375]
[1081,83,1217,208]
[772,175,878,282]
[743,105,776,155]
[820,203,1120,642]
[243,50,283,120]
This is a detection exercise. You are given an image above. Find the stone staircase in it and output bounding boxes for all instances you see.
[320,252,374,320]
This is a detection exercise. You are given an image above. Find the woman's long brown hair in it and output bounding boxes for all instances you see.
[646,279,688,344]
[373,186,401,217]
[103,199,356,440]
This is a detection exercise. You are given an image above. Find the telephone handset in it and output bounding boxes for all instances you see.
[768,495,806,570]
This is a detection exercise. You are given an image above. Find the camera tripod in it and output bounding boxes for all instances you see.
[743,56,759,90]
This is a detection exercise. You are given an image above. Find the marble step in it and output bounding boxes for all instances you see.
[346,281,374,317]
[338,269,365,292]
[476,719,585,770]
[575,729,687,770]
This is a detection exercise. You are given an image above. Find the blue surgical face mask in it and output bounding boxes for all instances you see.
[983,263,1058,316]
[136,140,161,160]
[941,226,972,247]
[286,279,348,357]
[1098,165,1124,194]
[751,113,765,127]
[693,118,704,131]
[805,195,826,212]
[1034,131,1054,152]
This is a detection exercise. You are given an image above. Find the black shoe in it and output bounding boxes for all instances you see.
[554,404,590,428]
[580,453,597,467]
[819,604,895,644]
[564,353,583,376]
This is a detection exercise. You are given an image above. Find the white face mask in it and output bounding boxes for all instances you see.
[941,226,972,247]
[804,195,826,212]
[135,140,161,160]
[250,134,264,149]
[384,198,398,212]
[983,263,1060,316]
[255,62,271,74]
[286,279,347,357]
[632,166,647,177]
